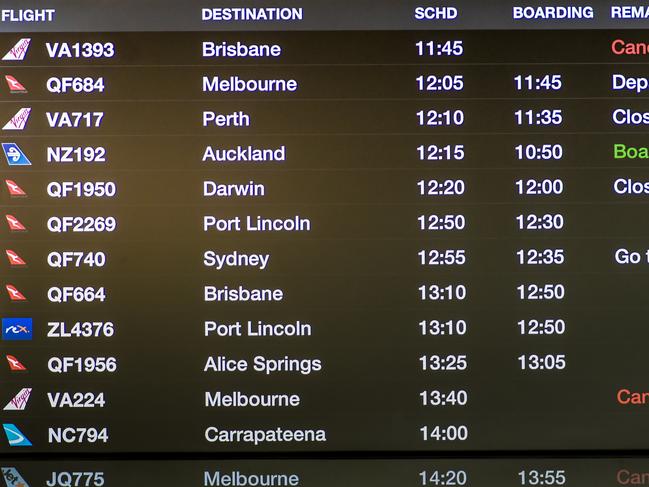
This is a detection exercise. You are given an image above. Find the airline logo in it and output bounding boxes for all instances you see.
[2,319,32,341]
[5,251,26,267]
[3,389,31,411]
[1,143,31,166]
[2,39,31,62]
[4,180,26,197]
[4,76,26,94]
[2,424,31,447]
[5,356,26,372]
[2,108,31,131]
[5,286,26,302]
[1,467,29,487]
[5,215,26,232]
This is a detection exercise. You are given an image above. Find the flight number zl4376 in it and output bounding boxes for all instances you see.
[48,322,115,338]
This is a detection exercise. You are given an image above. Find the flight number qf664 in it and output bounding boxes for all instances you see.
[48,287,106,303]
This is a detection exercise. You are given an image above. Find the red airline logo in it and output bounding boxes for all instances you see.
[5,250,25,266]
[5,214,25,231]
[4,75,26,93]
[5,284,26,301]
[5,355,26,371]
[5,179,25,196]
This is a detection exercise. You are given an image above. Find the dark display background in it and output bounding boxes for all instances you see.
[1,29,649,452]
[2,457,649,486]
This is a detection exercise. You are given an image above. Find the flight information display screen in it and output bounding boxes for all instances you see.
[0,0,649,453]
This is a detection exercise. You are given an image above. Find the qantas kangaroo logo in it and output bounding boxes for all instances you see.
[4,180,26,197]
[5,251,26,267]
[5,285,26,301]
[4,76,26,93]
[5,215,26,232]
[6,355,27,372]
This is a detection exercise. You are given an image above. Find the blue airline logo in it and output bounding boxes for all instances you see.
[2,424,31,447]
[1,318,32,341]
[1,144,30,166]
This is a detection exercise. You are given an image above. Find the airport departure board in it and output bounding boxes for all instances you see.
[1,0,649,453]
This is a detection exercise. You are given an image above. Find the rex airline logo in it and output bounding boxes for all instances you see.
[3,388,31,411]
[5,285,26,302]
[2,108,30,131]
[2,319,32,341]
[5,251,26,267]
[5,215,26,232]
[2,39,31,62]
[4,76,26,94]
[5,355,26,372]
[4,180,25,197]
